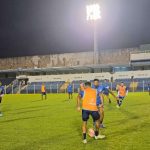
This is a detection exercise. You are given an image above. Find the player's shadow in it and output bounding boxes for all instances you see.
[11,107,49,114]
[0,115,45,124]
[107,108,140,126]
[31,99,45,102]
[73,118,106,144]
[119,108,139,120]
[72,117,82,137]
[2,105,49,114]
[14,105,49,111]
[61,98,74,102]
[109,121,150,137]
[128,102,149,107]
[106,104,114,111]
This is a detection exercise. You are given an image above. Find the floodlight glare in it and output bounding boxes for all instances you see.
[86,4,101,20]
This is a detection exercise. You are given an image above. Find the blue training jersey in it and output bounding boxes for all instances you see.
[92,85,106,92]
[67,84,73,93]
[92,85,107,105]
[102,83,110,94]
[0,86,4,95]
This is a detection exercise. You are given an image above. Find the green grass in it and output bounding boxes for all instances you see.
[0,93,150,150]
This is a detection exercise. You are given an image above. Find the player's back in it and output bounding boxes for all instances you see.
[82,88,98,111]
[68,84,72,92]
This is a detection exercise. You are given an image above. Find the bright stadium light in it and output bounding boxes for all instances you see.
[86,3,101,20]
[86,3,101,64]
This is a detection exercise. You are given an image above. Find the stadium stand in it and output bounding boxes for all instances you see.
[0,78,15,86]
[1,75,150,94]
[0,47,140,70]
[20,81,65,94]
[0,44,149,94]
[0,69,149,94]
[0,78,16,94]
[11,70,148,94]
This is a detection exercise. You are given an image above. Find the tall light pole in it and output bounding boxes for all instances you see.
[86,3,101,64]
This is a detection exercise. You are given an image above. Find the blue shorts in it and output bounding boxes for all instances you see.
[68,91,72,94]
[103,92,109,96]
[119,96,125,100]
[82,109,100,122]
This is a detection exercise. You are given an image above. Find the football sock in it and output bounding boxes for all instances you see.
[83,133,86,140]
[117,100,120,105]
[119,100,122,106]
[109,99,111,103]
[95,131,99,136]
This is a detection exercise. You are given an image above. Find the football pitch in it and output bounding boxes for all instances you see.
[0,93,149,150]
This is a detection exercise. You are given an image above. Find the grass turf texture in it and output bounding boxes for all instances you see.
[0,93,149,150]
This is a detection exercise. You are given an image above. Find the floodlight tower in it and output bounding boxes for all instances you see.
[86,1,101,64]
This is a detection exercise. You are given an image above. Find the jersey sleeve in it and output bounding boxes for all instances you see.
[91,84,95,89]
[105,85,110,89]
[79,91,84,98]
[98,86,106,93]
[96,95,101,106]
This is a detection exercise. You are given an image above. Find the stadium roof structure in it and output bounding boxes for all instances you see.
[0,64,130,74]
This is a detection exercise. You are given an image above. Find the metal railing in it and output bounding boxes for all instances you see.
[3,81,150,94]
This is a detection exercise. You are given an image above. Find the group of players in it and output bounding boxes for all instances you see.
[0,80,149,144]
[75,79,128,144]
[0,79,127,144]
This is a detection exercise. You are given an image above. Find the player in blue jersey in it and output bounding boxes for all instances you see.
[0,82,5,117]
[92,79,118,128]
[67,83,73,100]
[102,79,112,103]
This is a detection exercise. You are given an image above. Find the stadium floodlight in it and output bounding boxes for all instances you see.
[86,3,101,21]
[86,3,101,64]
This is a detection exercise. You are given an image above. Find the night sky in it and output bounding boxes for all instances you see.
[0,0,150,58]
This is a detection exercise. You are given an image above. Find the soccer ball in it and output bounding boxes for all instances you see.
[88,128,95,137]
